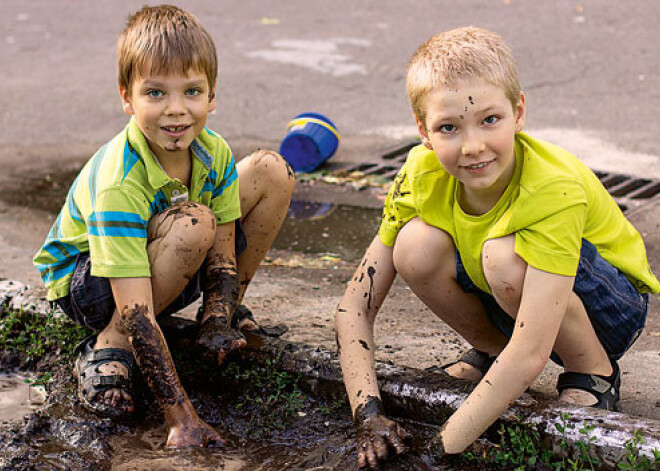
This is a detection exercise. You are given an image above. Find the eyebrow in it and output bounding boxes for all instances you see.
[140,79,207,88]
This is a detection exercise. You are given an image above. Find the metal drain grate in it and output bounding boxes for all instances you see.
[342,140,660,213]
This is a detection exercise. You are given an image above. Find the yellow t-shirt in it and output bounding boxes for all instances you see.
[379,132,660,294]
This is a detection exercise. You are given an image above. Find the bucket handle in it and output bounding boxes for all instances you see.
[286,117,341,140]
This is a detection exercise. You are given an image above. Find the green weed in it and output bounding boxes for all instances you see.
[0,305,89,364]
[617,429,660,471]
[463,413,659,471]
[225,353,305,437]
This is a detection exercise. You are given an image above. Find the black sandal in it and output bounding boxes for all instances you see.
[196,304,289,338]
[232,305,289,337]
[74,335,138,420]
[437,348,496,379]
[556,359,620,411]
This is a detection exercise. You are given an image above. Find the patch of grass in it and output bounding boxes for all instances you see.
[618,429,660,471]
[225,353,305,437]
[0,304,90,365]
[463,413,659,471]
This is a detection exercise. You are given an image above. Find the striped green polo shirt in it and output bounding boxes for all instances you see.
[33,118,241,301]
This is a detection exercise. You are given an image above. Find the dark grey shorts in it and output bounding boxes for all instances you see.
[456,239,648,362]
[55,220,248,331]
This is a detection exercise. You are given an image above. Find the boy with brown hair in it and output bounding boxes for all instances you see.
[33,5,294,447]
[335,26,659,468]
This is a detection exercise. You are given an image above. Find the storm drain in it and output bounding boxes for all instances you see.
[341,140,660,213]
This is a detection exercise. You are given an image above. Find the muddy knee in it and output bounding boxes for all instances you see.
[247,149,296,190]
[482,236,525,311]
[393,218,455,283]
[148,202,216,253]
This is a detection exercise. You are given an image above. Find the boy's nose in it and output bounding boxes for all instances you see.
[165,95,186,115]
[461,140,486,156]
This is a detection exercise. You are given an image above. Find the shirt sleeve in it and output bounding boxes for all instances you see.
[88,187,151,278]
[378,161,418,247]
[514,180,588,276]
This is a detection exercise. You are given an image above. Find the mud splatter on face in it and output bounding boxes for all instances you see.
[121,303,184,407]
[469,96,474,105]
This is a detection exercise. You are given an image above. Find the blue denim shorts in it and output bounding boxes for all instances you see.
[55,220,248,331]
[456,239,648,362]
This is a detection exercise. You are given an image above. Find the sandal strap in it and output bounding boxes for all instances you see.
[85,348,136,370]
[231,305,256,329]
[458,348,496,375]
[556,360,620,410]
[85,374,129,390]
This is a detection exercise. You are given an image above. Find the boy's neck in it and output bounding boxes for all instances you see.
[152,147,193,188]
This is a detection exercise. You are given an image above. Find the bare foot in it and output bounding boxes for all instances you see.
[94,360,135,413]
[443,362,484,381]
[559,389,600,406]
[166,420,226,448]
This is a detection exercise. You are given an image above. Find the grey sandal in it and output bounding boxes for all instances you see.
[74,335,138,420]
[556,359,620,411]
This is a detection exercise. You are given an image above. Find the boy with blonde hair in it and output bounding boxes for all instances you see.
[335,26,659,468]
[34,5,294,447]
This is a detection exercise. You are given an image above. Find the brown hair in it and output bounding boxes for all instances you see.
[407,27,520,125]
[117,4,217,94]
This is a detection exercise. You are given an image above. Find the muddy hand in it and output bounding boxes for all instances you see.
[421,432,445,467]
[167,419,226,448]
[196,315,247,365]
[356,414,411,469]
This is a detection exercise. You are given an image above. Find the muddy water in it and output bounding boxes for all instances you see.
[0,373,46,424]
[274,201,381,261]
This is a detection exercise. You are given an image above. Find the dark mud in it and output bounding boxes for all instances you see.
[0,336,471,470]
[273,202,382,261]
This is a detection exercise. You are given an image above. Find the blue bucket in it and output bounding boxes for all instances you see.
[279,112,340,173]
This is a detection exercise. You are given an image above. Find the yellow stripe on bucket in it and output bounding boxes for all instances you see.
[286,118,341,140]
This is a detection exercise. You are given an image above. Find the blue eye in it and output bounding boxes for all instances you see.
[186,88,202,96]
[147,89,163,98]
[484,115,498,125]
[439,124,456,133]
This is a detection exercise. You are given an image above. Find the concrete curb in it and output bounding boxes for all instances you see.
[236,330,660,469]
[3,281,659,469]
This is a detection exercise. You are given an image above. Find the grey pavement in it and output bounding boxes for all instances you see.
[1,0,660,438]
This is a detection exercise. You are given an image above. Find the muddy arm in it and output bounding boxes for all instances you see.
[438,267,574,454]
[335,235,397,416]
[110,277,219,446]
[200,220,239,324]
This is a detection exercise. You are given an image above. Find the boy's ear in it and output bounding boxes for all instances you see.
[514,92,526,133]
[208,81,217,114]
[415,116,433,150]
[119,85,134,116]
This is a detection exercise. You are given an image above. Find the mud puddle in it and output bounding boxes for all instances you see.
[5,165,384,262]
[0,373,46,425]
[273,200,381,261]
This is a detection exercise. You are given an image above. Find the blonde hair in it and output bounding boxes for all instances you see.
[407,27,520,125]
[117,5,217,94]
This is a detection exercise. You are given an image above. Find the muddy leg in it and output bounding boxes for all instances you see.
[93,202,216,412]
[393,218,508,380]
[234,150,294,326]
[482,235,612,406]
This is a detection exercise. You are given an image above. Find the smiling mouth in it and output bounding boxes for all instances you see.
[162,125,190,133]
[462,160,492,171]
